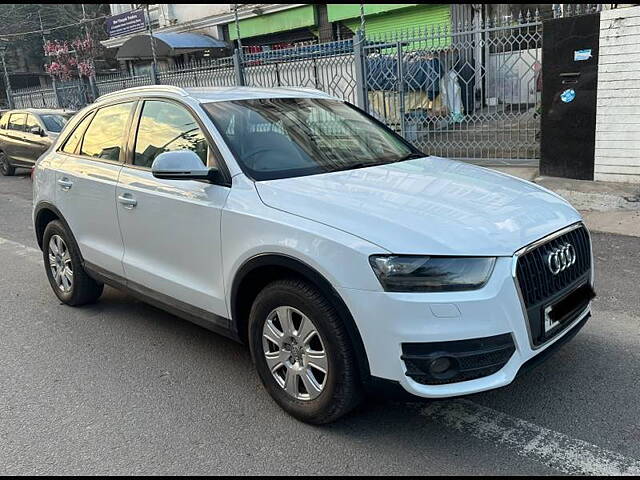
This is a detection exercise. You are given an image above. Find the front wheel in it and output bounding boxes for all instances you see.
[42,220,104,306]
[0,152,15,176]
[249,278,363,424]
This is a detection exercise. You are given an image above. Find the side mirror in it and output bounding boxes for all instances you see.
[29,126,44,136]
[151,150,219,182]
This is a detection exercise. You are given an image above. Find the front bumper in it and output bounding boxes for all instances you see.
[337,256,592,399]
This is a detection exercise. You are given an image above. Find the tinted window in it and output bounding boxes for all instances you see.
[133,100,208,168]
[203,98,416,181]
[8,113,26,132]
[61,113,94,154]
[0,114,8,130]
[80,102,133,161]
[40,114,71,133]
[25,115,40,134]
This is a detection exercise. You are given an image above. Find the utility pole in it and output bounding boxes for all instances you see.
[38,11,47,48]
[234,4,243,54]
[145,4,159,84]
[80,3,98,100]
[39,10,63,108]
[0,43,13,109]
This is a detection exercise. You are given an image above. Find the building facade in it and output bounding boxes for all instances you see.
[103,4,458,57]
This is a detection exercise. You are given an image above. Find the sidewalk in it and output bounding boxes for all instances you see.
[488,166,640,238]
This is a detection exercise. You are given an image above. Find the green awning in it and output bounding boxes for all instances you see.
[229,6,317,40]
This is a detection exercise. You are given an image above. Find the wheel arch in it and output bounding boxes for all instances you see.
[230,253,371,381]
[34,202,75,251]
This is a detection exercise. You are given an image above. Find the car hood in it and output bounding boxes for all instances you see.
[255,157,582,256]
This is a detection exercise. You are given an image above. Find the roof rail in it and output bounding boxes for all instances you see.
[95,85,190,102]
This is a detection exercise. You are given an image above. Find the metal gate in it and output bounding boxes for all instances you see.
[362,14,543,163]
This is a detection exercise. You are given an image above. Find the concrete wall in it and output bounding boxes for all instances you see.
[595,5,640,183]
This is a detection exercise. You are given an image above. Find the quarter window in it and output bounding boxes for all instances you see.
[79,102,133,161]
[8,113,26,132]
[133,100,208,168]
[61,113,95,154]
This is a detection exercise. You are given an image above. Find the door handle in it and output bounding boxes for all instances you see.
[118,193,137,210]
[57,178,73,191]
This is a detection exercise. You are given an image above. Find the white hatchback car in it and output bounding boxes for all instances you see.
[33,86,595,424]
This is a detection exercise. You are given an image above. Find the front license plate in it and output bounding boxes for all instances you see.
[543,283,595,335]
[544,305,561,334]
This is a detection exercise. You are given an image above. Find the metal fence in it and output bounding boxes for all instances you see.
[361,15,543,162]
[6,9,593,164]
[12,84,58,109]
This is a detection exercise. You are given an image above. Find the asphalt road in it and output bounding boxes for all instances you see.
[1,170,639,475]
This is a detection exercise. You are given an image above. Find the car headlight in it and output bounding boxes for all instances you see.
[369,255,496,292]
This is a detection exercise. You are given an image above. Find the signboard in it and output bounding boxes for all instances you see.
[106,9,147,38]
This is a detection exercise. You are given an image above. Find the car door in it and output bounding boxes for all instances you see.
[5,113,27,164]
[23,114,51,164]
[55,101,135,277]
[116,98,230,320]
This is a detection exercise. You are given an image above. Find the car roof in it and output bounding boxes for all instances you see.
[183,86,336,103]
[94,85,336,105]
[4,108,75,116]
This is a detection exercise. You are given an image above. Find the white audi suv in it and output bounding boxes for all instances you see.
[33,86,595,424]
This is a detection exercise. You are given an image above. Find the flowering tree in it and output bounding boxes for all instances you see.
[44,36,95,81]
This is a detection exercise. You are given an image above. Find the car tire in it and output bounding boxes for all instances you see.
[42,220,104,306]
[249,278,363,424]
[0,152,15,176]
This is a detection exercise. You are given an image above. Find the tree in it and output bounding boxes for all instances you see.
[0,4,113,76]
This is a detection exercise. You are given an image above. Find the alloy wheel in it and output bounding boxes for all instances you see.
[48,234,73,293]
[262,306,328,401]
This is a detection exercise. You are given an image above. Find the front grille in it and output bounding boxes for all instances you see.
[516,224,592,346]
[516,225,591,307]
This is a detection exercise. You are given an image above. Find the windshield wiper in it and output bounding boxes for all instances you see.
[334,153,426,173]
[396,152,426,162]
[338,161,386,171]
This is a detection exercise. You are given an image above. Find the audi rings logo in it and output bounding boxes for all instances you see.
[547,244,576,275]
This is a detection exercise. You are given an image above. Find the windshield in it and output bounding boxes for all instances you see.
[203,98,420,181]
[40,114,73,133]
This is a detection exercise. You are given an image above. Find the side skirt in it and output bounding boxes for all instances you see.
[83,261,241,343]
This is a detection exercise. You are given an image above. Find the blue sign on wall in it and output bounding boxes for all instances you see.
[561,89,576,103]
[106,9,147,38]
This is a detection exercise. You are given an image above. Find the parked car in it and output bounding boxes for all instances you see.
[32,86,595,424]
[0,108,75,176]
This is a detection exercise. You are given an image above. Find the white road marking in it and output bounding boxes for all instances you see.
[422,399,640,476]
[0,236,41,264]
[2,234,639,475]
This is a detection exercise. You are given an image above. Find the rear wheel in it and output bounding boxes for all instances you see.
[42,220,104,306]
[249,278,363,424]
[0,152,14,176]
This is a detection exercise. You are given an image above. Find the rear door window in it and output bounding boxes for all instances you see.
[79,102,134,161]
[8,113,26,132]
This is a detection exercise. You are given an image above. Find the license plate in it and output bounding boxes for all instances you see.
[544,305,561,333]
[543,283,595,334]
